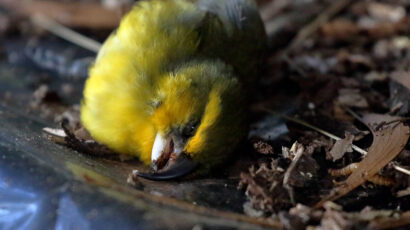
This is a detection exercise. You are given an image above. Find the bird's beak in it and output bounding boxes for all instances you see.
[136,133,197,180]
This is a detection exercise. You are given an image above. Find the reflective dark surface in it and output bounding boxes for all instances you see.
[0,38,278,230]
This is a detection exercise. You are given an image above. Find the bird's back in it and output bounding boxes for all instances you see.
[97,0,266,81]
[196,0,267,79]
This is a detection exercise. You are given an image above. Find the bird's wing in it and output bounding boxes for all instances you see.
[197,0,262,35]
[195,0,267,80]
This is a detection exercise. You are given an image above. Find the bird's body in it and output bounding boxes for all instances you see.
[81,0,266,177]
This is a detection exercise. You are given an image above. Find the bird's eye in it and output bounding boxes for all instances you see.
[182,122,198,139]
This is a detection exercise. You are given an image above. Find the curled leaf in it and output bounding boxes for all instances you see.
[316,114,409,207]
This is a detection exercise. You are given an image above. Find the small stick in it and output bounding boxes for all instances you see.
[392,165,410,176]
[31,14,102,53]
[283,142,304,204]
[262,109,368,155]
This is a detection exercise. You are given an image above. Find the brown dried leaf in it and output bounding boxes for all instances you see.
[315,114,409,207]
[328,132,354,162]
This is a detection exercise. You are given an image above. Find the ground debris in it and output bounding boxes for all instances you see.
[274,201,405,229]
[252,140,274,155]
[239,142,321,214]
[30,84,62,109]
[316,114,410,207]
[239,160,290,213]
[328,132,354,162]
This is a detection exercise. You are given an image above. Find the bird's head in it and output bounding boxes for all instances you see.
[136,61,246,180]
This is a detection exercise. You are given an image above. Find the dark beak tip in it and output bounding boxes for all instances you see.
[136,155,197,181]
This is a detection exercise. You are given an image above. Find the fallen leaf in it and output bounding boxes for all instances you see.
[315,114,409,207]
[328,132,354,161]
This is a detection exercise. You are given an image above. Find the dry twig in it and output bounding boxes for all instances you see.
[262,109,367,155]
[0,0,130,29]
[31,14,102,53]
[283,142,304,204]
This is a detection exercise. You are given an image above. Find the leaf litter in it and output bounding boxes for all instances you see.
[237,0,410,228]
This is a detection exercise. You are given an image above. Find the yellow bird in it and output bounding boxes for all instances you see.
[81,0,266,180]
